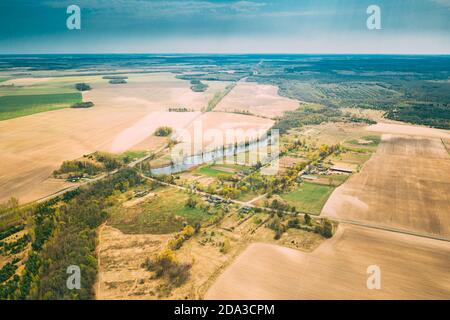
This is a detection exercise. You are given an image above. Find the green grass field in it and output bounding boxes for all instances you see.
[195,164,248,178]
[197,166,233,177]
[280,182,334,215]
[345,135,381,151]
[110,187,212,234]
[0,92,82,120]
[237,190,260,202]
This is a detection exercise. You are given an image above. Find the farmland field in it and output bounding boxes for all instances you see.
[0,73,273,204]
[84,73,231,112]
[195,164,249,177]
[215,82,299,118]
[0,92,81,120]
[279,182,334,215]
[205,225,450,300]
[323,127,450,238]
[197,165,234,177]
[109,187,212,234]
[179,111,274,151]
[1,54,450,301]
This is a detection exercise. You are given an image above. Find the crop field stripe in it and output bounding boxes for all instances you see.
[0,92,82,120]
[441,138,450,156]
[335,219,450,243]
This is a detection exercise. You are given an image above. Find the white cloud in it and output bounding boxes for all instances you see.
[231,1,266,12]
[45,0,267,17]
[430,0,450,8]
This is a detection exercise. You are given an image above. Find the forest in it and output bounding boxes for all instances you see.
[0,168,142,299]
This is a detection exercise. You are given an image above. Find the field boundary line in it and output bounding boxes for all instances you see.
[334,218,450,243]
[441,138,450,156]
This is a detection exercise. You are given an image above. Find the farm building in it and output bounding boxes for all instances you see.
[330,166,353,174]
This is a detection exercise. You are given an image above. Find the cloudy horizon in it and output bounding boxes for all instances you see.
[1,0,449,54]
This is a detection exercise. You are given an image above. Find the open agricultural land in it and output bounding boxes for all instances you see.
[214,81,299,118]
[1,54,450,301]
[0,69,270,204]
[206,225,450,300]
[206,121,450,300]
[96,183,328,300]
[323,123,450,238]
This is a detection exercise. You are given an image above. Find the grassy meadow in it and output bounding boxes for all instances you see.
[109,187,212,234]
[0,92,82,120]
[280,182,334,215]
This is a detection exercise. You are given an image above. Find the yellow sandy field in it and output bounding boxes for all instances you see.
[95,226,172,300]
[205,225,450,300]
[214,82,299,118]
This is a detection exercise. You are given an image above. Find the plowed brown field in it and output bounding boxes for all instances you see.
[322,134,450,238]
[205,225,450,299]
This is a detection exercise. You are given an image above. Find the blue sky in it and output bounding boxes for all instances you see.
[0,0,449,53]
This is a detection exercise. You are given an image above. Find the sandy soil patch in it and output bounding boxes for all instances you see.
[95,215,251,300]
[322,134,450,238]
[95,226,172,300]
[214,82,299,118]
[206,225,450,299]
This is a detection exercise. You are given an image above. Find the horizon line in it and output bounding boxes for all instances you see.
[1,52,450,56]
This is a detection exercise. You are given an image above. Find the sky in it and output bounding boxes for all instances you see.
[0,0,449,54]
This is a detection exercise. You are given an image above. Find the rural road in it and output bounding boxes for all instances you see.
[140,174,450,243]
[27,161,450,244]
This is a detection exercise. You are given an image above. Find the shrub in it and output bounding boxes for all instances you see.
[0,224,24,241]
[75,83,91,91]
[168,236,185,250]
[144,248,191,287]
[185,197,197,208]
[181,225,195,239]
[102,75,128,80]
[287,218,300,229]
[54,159,104,176]
[71,101,94,109]
[268,216,285,240]
[220,239,231,254]
[168,225,195,250]
[154,126,173,137]
[321,219,334,238]
[190,80,208,92]
[109,79,127,84]
[304,213,312,226]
